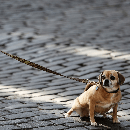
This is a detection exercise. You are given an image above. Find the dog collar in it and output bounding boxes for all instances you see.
[102,87,119,93]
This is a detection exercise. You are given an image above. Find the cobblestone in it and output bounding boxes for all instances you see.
[0,0,130,129]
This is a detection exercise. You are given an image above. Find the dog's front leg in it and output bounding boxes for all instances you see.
[89,101,97,126]
[113,103,120,123]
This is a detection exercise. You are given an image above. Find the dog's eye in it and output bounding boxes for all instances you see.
[102,75,105,80]
[110,76,115,80]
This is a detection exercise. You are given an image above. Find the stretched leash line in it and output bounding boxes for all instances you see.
[0,50,89,84]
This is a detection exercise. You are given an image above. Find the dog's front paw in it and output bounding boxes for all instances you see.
[113,118,120,124]
[91,122,97,126]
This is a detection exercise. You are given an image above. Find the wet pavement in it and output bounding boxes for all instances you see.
[0,0,130,129]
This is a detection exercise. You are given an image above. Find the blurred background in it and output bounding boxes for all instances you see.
[0,0,130,46]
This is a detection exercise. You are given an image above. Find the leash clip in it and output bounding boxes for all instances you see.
[96,86,98,91]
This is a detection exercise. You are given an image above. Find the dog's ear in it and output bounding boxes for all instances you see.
[117,71,125,85]
[98,71,104,85]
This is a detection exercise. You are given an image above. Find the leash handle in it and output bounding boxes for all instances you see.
[0,50,88,84]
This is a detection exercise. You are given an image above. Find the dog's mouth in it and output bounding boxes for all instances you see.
[103,85,111,88]
[103,85,110,87]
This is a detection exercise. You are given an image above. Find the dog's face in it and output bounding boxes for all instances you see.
[99,70,125,90]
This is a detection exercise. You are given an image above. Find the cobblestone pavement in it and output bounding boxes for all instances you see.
[0,0,130,129]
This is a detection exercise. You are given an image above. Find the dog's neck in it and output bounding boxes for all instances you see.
[102,86,119,93]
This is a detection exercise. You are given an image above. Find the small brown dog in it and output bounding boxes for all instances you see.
[65,70,125,126]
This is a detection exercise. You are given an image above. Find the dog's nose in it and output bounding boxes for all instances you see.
[104,79,109,86]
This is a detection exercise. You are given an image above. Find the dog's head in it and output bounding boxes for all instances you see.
[99,70,125,91]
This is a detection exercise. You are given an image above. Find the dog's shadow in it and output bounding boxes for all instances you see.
[80,116,125,130]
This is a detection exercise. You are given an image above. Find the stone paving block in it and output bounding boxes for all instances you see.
[18,120,54,129]
[31,89,64,97]
[30,55,51,63]
[120,99,130,104]
[63,70,78,77]
[12,70,34,76]
[117,109,130,116]
[124,88,130,94]
[42,109,64,118]
[38,114,58,121]
[0,33,11,41]
[119,103,130,110]
[38,104,66,110]
[34,125,67,130]
[14,89,40,95]
[36,120,53,127]
[8,108,38,114]
[51,117,75,125]
[120,85,130,91]
[57,65,79,73]
[0,68,21,75]
[102,66,125,72]
[123,77,130,84]
[123,95,130,100]
[48,65,64,71]
[29,77,54,83]
[65,122,84,127]
[5,103,38,110]
[48,80,76,86]
[22,84,48,90]
[85,125,102,130]
[67,127,89,130]
[31,95,58,102]
[66,55,86,62]
[11,118,29,125]
[0,92,14,97]
[54,96,77,103]
[43,84,73,91]
[0,125,20,130]
[113,54,130,60]
[58,89,83,96]
[103,60,124,66]
[45,54,71,63]
[0,86,18,92]
[0,117,5,121]
[4,112,36,120]
[41,60,66,67]
[79,72,99,79]
[120,121,130,127]
[102,62,124,69]
[118,115,130,121]
[75,68,100,77]
[16,123,33,129]
[28,73,53,80]
[66,84,85,91]
[63,59,89,67]
[77,63,102,71]
[31,114,54,122]
[1,63,24,71]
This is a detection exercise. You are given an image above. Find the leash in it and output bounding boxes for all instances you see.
[0,50,89,84]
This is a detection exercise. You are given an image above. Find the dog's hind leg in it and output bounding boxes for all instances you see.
[81,107,89,117]
[65,108,74,117]
[65,97,82,118]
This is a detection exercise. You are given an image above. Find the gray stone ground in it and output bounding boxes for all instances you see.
[0,0,130,129]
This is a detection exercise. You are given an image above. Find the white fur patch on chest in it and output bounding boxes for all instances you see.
[102,94,116,108]
[102,103,113,108]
